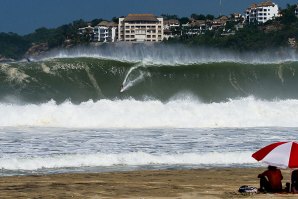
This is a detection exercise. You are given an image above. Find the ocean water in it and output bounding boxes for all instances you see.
[1,44,298,176]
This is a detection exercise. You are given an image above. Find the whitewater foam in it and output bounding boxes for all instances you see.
[0,97,298,128]
[0,151,255,171]
[0,64,31,83]
[37,44,298,65]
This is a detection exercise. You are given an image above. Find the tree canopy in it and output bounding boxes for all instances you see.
[0,4,298,60]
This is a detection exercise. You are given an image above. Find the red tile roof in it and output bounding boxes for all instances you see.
[123,14,159,22]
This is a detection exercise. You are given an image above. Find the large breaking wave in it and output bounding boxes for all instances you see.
[1,45,298,103]
[0,45,298,128]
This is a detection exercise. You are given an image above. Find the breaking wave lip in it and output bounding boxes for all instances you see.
[35,44,298,66]
[0,151,256,171]
[1,96,298,128]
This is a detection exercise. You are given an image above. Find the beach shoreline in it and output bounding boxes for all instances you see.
[0,168,296,199]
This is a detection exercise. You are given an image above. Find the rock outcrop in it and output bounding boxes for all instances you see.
[25,43,49,57]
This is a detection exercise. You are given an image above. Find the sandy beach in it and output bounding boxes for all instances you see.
[0,168,297,199]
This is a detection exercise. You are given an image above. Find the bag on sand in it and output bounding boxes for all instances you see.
[238,185,258,193]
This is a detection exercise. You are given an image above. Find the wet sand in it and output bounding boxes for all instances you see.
[0,168,297,199]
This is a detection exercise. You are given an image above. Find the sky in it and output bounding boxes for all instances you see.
[1,0,297,35]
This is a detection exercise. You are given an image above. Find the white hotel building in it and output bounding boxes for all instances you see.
[93,21,117,42]
[118,14,164,42]
[246,1,279,23]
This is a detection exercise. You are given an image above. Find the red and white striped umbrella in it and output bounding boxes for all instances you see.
[252,141,298,168]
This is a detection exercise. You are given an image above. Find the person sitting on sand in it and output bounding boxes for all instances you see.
[292,169,298,193]
[258,165,283,193]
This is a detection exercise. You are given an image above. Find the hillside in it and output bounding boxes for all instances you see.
[0,5,297,61]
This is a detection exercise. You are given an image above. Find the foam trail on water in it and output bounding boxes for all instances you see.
[1,97,298,128]
[121,65,139,92]
[121,63,149,92]
[120,72,146,92]
[85,66,105,98]
[0,152,255,170]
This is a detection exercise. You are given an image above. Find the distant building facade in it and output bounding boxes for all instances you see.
[93,21,117,42]
[231,13,243,22]
[245,1,279,23]
[212,16,229,29]
[118,14,164,42]
[78,24,94,38]
[187,20,209,35]
[163,19,180,40]
[163,19,180,30]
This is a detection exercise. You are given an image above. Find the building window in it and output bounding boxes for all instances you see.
[136,30,146,34]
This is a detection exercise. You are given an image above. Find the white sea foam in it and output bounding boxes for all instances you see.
[0,64,31,83]
[0,97,298,128]
[37,44,298,65]
[0,151,255,170]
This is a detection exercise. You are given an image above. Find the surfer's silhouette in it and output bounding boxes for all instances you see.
[26,58,31,62]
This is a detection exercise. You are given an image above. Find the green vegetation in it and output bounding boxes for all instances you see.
[0,18,104,60]
[168,22,298,51]
[24,18,104,47]
[0,33,31,59]
[166,5,298,51]
[0,4,297,60]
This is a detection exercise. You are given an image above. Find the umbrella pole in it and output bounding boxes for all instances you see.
[290,169,293,193]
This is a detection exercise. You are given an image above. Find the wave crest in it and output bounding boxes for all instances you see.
[0,151,255,170]
[37,44,298,65]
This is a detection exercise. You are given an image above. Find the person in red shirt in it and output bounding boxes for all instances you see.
[258,165,283,193]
